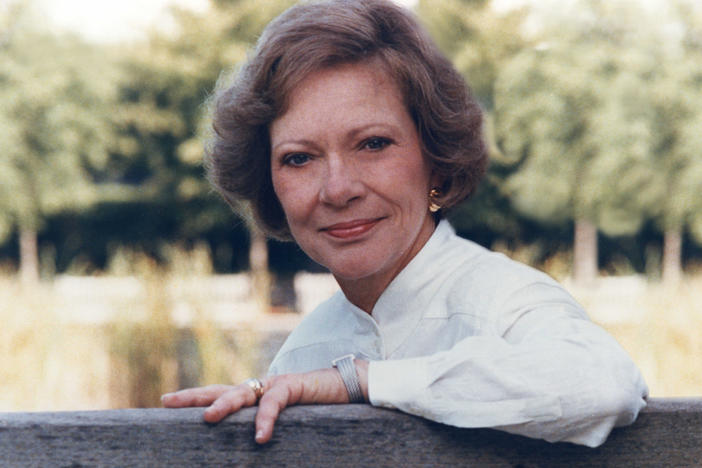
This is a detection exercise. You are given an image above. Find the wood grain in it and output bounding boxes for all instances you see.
[1,398,700,467]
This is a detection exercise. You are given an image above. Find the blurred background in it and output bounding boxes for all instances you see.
[1,0,700,411]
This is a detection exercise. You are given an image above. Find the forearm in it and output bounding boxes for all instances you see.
[367,325,647,447]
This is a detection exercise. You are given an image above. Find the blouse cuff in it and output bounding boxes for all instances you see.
[368,358,429,409]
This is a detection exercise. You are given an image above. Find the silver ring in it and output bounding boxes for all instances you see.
[243,378,264,400]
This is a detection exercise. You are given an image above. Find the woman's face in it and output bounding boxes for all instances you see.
[270,62,437,293]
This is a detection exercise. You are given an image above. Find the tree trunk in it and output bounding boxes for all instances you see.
[662,228,682,286]
[249,226,271,314]
[19,226,40,285]
[573,218,597,286]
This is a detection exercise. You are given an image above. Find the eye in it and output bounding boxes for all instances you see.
[283,153,311,167]
[361,136,392,151]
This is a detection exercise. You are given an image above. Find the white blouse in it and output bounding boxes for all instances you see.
[268,220,648,447]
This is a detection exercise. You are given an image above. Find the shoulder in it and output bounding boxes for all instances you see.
[437,230,557,293]
[267,292,369,375]
[435,228,582,321]
[274,291,348,354]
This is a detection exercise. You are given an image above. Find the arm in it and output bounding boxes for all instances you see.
[161,361,369,444]
[368,284,647,447]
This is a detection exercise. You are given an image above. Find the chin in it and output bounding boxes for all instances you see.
[327,263,369,280]
[326,257,388,282]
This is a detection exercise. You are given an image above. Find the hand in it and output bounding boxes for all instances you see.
[161,360,369,444]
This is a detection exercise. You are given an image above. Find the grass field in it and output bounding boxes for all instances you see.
[579,276,702,397]
[1,264,700,411]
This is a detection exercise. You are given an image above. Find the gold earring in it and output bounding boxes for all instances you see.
[429,188,441,213]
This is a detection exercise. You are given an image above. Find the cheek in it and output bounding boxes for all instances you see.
[272,172,313,223]
[271,172,294,221]
[271,173,285,206]
[389,159,432,200]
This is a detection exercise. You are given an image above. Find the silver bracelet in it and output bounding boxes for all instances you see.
[332,354,364,403]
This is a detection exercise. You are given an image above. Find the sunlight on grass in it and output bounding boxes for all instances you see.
[0,280,111,411]
[600,276,702,397]
[1,249,700,410]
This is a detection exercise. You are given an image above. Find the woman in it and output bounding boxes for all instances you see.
[162,0,647,447]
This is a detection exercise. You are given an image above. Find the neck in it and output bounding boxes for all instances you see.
[335,274,391,314]
[335,217,438,314]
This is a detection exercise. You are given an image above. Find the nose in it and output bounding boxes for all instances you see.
[319,154,365,207]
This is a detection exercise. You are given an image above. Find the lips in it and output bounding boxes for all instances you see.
[320,218,383,239]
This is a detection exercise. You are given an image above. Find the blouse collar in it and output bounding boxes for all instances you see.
[343,219,455,357]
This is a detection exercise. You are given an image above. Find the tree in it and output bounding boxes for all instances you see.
[638,0,702,284]
[416,0,527,110]
[489,0,702,285]
[0,5,119,283]
[111,0,295,202]
[650,55,702,285]
[111,0,295,307]
[493,14,662,284]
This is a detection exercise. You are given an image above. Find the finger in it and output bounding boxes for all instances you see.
[203,386,258,423]
[253,377,302,444]
[161,384,233,408]
[253,392,286,443]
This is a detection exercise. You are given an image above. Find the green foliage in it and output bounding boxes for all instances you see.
[0,21,119,239]
[106,0,295,229]
[649,51,702,242]
[417,0,527,108]
[2,0,702,274]
[0,0,297,272]
[494,47,587,226]
[494,0,702,243]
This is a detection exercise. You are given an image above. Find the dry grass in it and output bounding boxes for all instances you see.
[0,246,258,411]
[597,276,702,397]
[0,280,112,411]
[0,249,700,411]
[106,247,258,408]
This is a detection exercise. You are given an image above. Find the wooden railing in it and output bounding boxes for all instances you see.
[1,398,701,467]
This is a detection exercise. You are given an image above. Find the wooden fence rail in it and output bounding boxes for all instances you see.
[1,398,701,467]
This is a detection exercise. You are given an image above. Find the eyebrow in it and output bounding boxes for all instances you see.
[271,123,401,153]
[271,138,319,153]
[346,123,399,142]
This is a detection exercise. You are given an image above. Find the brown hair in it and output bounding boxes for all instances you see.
[206,0,487,240]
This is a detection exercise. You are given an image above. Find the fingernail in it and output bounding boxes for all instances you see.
[255,430,264,441]
[161,393,173,401]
